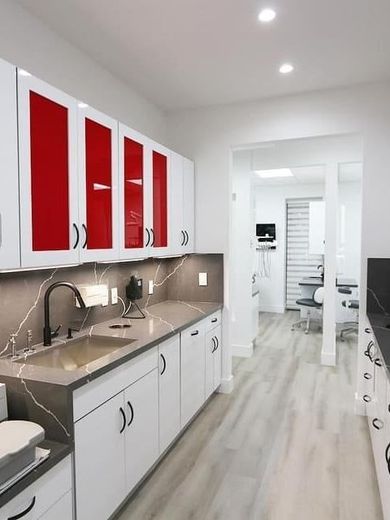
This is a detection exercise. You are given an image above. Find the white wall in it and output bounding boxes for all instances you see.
[166,80,390,387]
[338,181,362,282]
[254,183,325,313]
[0,0,166,142]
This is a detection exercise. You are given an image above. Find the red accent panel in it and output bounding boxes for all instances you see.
[30,91,70,251]
[124,137,144,249]
[85,118,113,250]
[152,151,168,248]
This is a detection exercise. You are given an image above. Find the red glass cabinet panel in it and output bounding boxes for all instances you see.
[85,118,113,249]
[124,137,144,249]
[152,151,168,248]
[30,91,70,251]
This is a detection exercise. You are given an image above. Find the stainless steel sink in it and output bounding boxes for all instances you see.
[15,335,135,371]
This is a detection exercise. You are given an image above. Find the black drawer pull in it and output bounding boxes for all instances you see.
[211,318,218,323]
[191,330,199,336]
[119,407,126,433]
[150,228,155,247]
[363,372,372,380]
[127,401,134,427]
[211,337,216,352]
[363,395,371,403]
[184,231,189,246]
[214,336,219,351]
[365,327,371,333]
[82,223,88,249]
[73,223,80,249]
[181,230,186,246]
[385,442,390,473]
[160,353,167,375]
[375,358,382,367]
[145,228,151,247]
[372,418,384,430]
[8,497,36,519]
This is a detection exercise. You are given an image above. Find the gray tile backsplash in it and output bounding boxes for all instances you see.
[0,254,223,356]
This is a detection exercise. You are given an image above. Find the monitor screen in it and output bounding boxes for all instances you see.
[256,223,276,239]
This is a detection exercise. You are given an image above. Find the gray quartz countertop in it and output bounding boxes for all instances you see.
[0,300,222,391]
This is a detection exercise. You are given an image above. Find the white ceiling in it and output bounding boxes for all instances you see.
[15,0,390,110]
[253,163,362,186]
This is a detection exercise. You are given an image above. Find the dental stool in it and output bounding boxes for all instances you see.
[291,287,324,334]
[338,286,359,341]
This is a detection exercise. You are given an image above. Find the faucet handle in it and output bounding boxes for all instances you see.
[51,324,62,339]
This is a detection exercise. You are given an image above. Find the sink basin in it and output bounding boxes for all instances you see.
[15,335,136,371]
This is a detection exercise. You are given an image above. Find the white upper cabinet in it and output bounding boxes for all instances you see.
[149,140,171,257]
[182,157,195,254]
[118,124,150,260]
[78,106,119,262]
[169,153,195,255]
[0,59,20,270]
[18,73,80,268]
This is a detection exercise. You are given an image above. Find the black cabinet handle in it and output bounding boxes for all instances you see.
[181,230,186,246]
[365,327,371,333]
[191,330,199,336]
[82,224,88,249]
[8,497,36,519]
[363,395,371,403]
[119,407,126,433]
[150,228,155,247]
[375,358,382,367]
[160,353,167,375]
[215,337,219,351]
[385,442,390,473]
[73,223,80,249]
[184,231,189,246]
[211,318,218,323]
[363,372,372,380]
[145,228,151,247]
[127,401,134,427]
[372,418,384,430]
[211,336,216,352]
[364,341,376,362]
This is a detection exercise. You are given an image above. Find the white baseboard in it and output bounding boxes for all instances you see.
[321,351,336,366]
[258,305,285,314]
[218,375,234,394]
[232,343,253,358]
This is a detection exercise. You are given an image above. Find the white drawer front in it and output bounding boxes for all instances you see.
[205,311,222,333]
[0,456,72,520]
[73,347,158,422]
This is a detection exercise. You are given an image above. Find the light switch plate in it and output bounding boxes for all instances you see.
[111,287,118,305]
[148,280,154,295]
[199,272,208,286]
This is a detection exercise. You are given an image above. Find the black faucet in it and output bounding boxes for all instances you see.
[43,281,86,346]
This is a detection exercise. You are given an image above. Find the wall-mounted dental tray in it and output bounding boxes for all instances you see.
[0,421,45,485]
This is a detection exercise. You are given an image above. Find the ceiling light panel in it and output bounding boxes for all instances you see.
[258,8,276,22]
[255,168,294,179]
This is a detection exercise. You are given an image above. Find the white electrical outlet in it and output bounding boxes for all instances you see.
[199,272,208,286]
[148,280,154,295]
[111,287,118,305]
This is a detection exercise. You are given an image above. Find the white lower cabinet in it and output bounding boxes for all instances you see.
[181,322,206,428]
[205,325,222,399]
[159,336,181,453]
[72,313,222,520]
[124,369,159,492]
[74,369,159,520]
[74,392,126,520]
[0,456,72,520]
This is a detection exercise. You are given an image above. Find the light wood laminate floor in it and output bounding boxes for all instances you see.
[116,311,383,520]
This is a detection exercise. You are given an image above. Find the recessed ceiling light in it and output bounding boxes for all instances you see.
[18,69,31,77]
[279,63,294,74]
[258,8,276,22]
[254,168,293,179]
[78,102,89,109]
